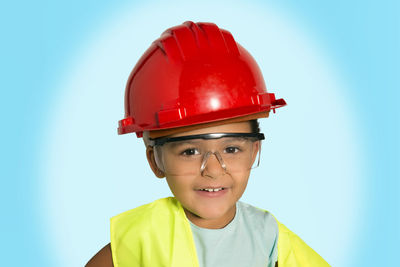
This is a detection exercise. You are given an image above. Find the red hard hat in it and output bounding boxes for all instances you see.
[118,21,286,137]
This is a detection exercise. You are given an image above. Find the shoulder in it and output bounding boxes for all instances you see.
[111,197,179,232]
[275,221,331,266]
[111,197,180,247]
[112,197,178,221]
[109,197,191,266]
[85,243,113,267]
[87,198,178,267]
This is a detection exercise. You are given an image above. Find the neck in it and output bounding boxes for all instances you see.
[183,205,237,229]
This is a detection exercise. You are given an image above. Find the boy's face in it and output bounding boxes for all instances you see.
[147,121,259,229]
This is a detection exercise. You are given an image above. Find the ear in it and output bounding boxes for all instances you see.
[146,146,165,178]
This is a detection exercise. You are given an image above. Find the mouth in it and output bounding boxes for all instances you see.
[198,187,225,192]
[195,187,228,197]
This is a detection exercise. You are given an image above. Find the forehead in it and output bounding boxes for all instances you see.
[168,121,252,138]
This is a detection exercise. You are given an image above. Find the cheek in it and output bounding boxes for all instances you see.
[165,175,191,196]
[232,172,251,191]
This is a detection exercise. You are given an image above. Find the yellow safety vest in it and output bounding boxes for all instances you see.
[110,197,330,267]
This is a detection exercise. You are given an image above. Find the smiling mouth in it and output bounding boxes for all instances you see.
[198,187,225,192]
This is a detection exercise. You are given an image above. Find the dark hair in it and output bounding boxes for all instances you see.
[250,119,260,133]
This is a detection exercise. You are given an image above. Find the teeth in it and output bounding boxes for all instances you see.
[201,188,223,192]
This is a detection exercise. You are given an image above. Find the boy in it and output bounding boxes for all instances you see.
[87,21,329,267]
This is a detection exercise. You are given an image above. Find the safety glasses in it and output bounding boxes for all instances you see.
[150,133,264,176]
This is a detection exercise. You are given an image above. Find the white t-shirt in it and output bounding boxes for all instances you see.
[190,201,278,267]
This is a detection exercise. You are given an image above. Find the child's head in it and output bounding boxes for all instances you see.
[118,21,286,227]
[147,120,263,228]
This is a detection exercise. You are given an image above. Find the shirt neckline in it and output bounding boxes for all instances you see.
[188,202,240,232]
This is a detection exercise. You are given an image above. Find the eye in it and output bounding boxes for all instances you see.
[181,148,200,156]
[224,147,240,154]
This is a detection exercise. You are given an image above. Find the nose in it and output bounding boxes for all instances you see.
[200,151,227,177]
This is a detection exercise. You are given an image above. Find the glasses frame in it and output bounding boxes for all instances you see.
[148,132,265,147]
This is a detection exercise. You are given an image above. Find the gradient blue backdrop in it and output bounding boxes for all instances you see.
[1,0,399,266]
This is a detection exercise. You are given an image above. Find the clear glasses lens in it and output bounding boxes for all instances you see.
[154,137,261,176]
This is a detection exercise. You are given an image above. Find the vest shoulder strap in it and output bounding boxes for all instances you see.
[110,197,199,267]
[277,221,330,266]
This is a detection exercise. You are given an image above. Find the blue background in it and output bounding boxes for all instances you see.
[1,0,398,266]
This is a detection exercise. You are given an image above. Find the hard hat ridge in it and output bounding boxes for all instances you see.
[157,21,239,63]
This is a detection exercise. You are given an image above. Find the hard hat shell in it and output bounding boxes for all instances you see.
[118,21,286,137]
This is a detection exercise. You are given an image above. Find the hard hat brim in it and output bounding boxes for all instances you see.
[148,111,269,139]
